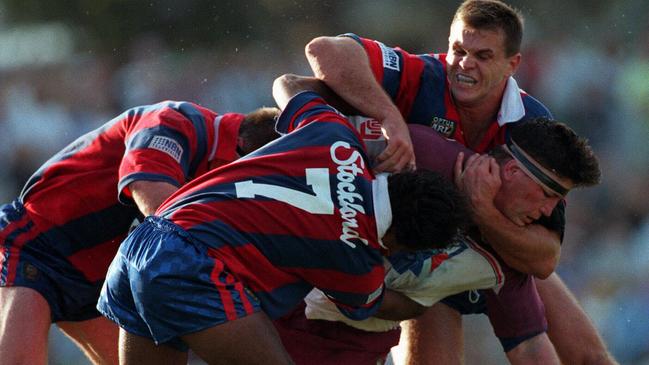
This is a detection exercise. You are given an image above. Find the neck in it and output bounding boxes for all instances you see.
[457,106,498,149]
[455,86,506,149]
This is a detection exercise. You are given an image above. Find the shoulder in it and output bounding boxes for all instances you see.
[520,92,553,119]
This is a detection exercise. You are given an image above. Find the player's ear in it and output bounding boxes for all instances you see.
[507,53,521,76]
[501,159,519,182]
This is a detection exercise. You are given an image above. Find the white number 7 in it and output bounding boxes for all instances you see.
[235,168,334,214]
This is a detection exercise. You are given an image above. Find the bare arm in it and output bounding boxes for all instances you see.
[306,36,414,172]
[392,302,464,365]
[455,154,560,278]
[537,273,618,365]
[373,290,427,321]
[477,212,560,278]
[129,180,179,216]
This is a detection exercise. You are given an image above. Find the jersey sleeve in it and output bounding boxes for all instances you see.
[385,235,504,307]
[340,33,431,120]
[276,91,353,134]
[118,101,215,205]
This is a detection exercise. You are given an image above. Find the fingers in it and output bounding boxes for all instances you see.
[463,154,493,175]
[454,152,465,188]
[488,156,500,175]
[375,134,415,173]
[375,146,415,173]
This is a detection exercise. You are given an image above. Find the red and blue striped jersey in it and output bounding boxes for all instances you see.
[157,92,388,321]
[342,33,553,153]
[340,34,564,342]
[18,101,242,282]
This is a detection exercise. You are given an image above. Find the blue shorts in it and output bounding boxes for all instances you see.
[0,200,104,322]
[441,289,486,314]
[97,216,261,351]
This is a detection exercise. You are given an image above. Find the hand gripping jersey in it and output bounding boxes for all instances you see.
[0,101,242,321]
[344,34,566,349]
[275,121,563,363]
[342,33,553,153]
[98,92,393,348]
[299,119,504,332]
[157,91,390,321]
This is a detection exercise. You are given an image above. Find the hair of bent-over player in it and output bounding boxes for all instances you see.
[239,107,281,155]
[388,170,469,251]
[492,117,601,188]
[453,0,524,57]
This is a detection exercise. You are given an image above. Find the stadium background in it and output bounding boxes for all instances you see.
[0,0,647,364]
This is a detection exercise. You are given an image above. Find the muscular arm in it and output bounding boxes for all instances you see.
[373,290,427,321]
[129,180,179,216]
[475,206,560,278]
[456,154,560,278]
[537,273,618,365]
[392,302,464,365]
[306,36,414,172]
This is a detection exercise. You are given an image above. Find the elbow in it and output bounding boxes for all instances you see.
[305,36,331,63]
[531,257,559,279]
[273,73,312,109]
[272,74,293,110]
[305,36,346,82]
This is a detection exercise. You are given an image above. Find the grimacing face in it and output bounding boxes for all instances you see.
[446,20,520,108]
[493,160,564,227]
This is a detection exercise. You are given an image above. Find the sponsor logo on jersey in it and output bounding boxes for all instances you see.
[22,262,40,281]
[430,117,457,138]
[359,118,383,140]
[330,141,369,248]
[379,42,400,71]
[149,136,183,163]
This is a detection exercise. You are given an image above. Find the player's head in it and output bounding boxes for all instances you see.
[387,170,469,251]
[491,117,601,226]
[446,0,523,108]
[238,107,281,156]
[452,0,523,57]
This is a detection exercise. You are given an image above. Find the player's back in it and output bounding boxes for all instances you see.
[13,101,221,281]
[157,99,386,319]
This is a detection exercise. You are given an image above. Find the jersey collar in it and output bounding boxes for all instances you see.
[496,77,525,126]
[372,173,392,250]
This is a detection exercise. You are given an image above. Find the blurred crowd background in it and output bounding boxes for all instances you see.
[0,1,647,364]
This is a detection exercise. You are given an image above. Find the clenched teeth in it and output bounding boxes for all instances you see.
[456,74,476,84]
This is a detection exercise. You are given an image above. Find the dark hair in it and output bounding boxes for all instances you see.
[239,107,281,155]
[453,0,524,57]
[506,117,601,187]
[388,170,469,250]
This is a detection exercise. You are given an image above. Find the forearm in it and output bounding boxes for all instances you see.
[476,206,560,278]
[305,36,401,122]
[374,290,427,321]
[130,180,179,216]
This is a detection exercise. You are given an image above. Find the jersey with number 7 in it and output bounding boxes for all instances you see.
[156,91,388,321]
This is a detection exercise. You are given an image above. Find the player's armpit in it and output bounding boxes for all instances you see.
[129,180,179,216]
